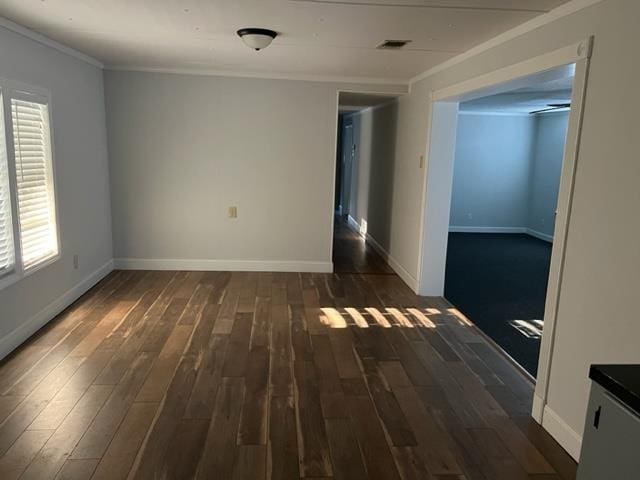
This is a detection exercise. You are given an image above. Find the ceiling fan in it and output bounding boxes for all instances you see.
[530,103,571,114]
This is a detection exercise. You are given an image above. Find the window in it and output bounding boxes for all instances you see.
[12,98,58,269]
[0,94,15,276]
[0,80,59,287]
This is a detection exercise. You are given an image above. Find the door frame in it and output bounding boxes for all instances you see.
[415,38,593,427]
[341,122,354,218]
[328,87,407,268]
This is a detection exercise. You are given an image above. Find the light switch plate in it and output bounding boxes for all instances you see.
[228,206,237,218]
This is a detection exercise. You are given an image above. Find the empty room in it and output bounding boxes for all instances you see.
[445,65,574,379]
[0,1,638,479]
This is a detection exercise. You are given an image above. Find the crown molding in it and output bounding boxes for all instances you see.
[292,0,549,13]
[409,0,603,85]
[105,65,409,87]
[0,16,103,69]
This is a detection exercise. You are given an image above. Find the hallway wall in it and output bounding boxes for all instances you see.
[341,102,399,256]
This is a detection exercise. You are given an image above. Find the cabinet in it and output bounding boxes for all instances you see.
[577,372,640,479]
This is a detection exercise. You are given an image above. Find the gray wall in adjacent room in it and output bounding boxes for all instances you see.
[449,113,535,230]
[529,111,570,237]
[449,111,569,239]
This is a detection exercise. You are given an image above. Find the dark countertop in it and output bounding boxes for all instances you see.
[590,364,640,417]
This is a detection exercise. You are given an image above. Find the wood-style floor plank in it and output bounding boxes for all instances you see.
[0,233,577,480]
[91,401,158,480]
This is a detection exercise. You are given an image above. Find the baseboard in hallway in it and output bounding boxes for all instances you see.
[339,215,418,291]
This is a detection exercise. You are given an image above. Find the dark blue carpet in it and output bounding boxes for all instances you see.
[444,233,552,377]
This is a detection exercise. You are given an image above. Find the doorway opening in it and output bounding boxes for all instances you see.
[446,66,574,378]
[332,91,399,274]
[416,39,592,411]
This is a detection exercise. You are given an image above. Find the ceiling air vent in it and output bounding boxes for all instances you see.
[377,39,411,50]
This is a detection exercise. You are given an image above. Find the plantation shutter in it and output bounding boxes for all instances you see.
[11,98,58,270]
[0,93,15,276]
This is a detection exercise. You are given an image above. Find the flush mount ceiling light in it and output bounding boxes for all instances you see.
[237,28,278,51]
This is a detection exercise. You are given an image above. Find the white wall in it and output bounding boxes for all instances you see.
[0,25,113,357]
[450,113,535,230]
[528,111,570,237]
[449,111,568,239]
[104,70,405,271]
[342,103,399,250]
[363,0,640,458]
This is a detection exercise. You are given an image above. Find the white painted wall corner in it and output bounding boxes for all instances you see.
[526,228,554,243]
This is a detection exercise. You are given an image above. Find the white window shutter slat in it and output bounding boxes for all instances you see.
[0,92,15,276]
[11,98,58,270]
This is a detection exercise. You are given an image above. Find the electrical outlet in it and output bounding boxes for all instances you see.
[73,254,79,269]
[228,206,238,218]
[466,213,473,220]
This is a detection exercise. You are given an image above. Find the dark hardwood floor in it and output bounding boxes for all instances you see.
[0,267,577,479]
[333,216,395,275]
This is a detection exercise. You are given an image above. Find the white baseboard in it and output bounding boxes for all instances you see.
[365,234,419,291]
[541,404,582,461]
[346,215,359,231]
[531,393,545,422]
[345,216,419,292]
[449,225,554,243]
[114,258,333,273]
[0,259,115,361]
[449,226,527,234]
[526,228,554,243]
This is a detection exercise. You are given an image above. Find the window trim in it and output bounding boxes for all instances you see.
[0,77,61,292]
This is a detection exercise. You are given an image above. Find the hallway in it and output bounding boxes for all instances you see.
[332,217,395,275]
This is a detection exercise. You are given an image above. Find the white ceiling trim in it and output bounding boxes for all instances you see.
[409,0,603,85]
[105,65,411,87]
[0,15,103,69]
[292,0,550,13]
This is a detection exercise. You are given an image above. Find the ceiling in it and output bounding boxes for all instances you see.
[339,91,398,112]
[0,0,572,82]
[460,68,574,114]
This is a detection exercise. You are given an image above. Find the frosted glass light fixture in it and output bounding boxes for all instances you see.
[237,28,278,51]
